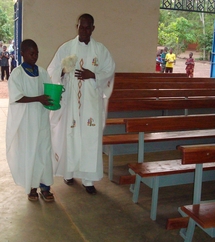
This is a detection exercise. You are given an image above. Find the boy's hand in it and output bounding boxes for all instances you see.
[38,94,53,106]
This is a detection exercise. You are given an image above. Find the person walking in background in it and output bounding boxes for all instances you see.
[161,46,168,73]
[0,45,10,81]
[165,48,176,73]
[185,52,195,78]
[47,13,115,195]
[6,39,54,202]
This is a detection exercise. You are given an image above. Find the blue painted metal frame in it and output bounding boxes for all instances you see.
[14,0,22,65]
[210,21,215,77]
[161,0,215,14]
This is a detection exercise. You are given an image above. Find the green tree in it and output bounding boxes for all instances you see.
[0,9,12,42]
[158,9,214,60]
[0,0,14,42]
[158,11,196,54]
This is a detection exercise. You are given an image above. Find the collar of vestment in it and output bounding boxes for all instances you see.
[21,62,39,77]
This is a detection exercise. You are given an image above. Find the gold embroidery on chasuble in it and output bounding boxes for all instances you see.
[71,120,76,128]
[87,117,96,126]
[55,153,59,162]
[92,57,99,66]
[78,59,84,112]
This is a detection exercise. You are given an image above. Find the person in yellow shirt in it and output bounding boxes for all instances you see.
[165,48,176,73]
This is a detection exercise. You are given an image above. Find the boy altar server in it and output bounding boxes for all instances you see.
[6,39,54,202]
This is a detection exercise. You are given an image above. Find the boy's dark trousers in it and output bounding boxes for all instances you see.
[1,66,9,80]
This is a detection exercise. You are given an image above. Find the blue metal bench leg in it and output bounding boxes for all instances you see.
[184,218,195,242]
[108,145,113,180]
[150,176,159,221]
[129,168,135,193]
[132,174,141,203]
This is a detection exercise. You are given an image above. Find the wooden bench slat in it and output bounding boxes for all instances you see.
[103,129,215,145]
[108,99,215,112]
[119,175,136,185]
[181,203,215,229]
[106,118,125,125]
[113,81,215,89]
[166,217,189,230]
[125,115,215,133]
[178,144,215,165]
[110,89,215,99]
[128,160,215,177]
[115,72,188,78]
[114,76,213,82]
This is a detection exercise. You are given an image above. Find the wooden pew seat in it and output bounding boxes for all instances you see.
[103,129,215,180]
[181,203,215,229]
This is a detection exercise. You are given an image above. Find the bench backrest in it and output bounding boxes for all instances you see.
[179,144,215,204]
[110,89,215,99]
[179,144,215,165]
[113,80,215,89]
[108,98,215,112]
[125,114,215,133]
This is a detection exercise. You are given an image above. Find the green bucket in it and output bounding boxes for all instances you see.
[43,83,65,110]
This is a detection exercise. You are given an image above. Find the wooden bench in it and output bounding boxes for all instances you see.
[176,144,215,241]
[117,115,215,221]
[104,89,215,180]
[103,76,215,180]
[108,78,215,114]
[103,129,215,180]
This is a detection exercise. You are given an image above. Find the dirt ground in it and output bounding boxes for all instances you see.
[0,51,211,99]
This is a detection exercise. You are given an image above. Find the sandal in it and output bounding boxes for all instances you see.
[40,190,55,202]
[28,188,39,201]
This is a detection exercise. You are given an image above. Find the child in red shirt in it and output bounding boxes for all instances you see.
[185,52,195,78]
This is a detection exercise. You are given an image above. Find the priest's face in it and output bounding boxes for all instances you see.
[77,17,95,45]
[21,46,38,67]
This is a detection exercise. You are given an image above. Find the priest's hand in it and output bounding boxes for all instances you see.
[75,68,95,80]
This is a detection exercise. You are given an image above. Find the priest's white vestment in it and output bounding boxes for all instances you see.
[47,36,115,182]
[6,66,53,194]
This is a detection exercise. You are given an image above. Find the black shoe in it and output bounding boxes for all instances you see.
[64,178,74,185]
[82,185,97,195]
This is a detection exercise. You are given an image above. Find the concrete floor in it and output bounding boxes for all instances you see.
[0,98,215,242]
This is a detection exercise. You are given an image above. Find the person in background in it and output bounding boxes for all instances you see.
[0,41,3,75]
[8,40,14,53]
[160,47,168,73]
[0,45,10,81]
[185,52,195,78]
[155,52,162,72]
[10,45,17,73]
[6,39,54,202]
[47,13,115,195]
[165,48,176,73]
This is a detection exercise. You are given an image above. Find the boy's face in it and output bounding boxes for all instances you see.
[21,46,38,66]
